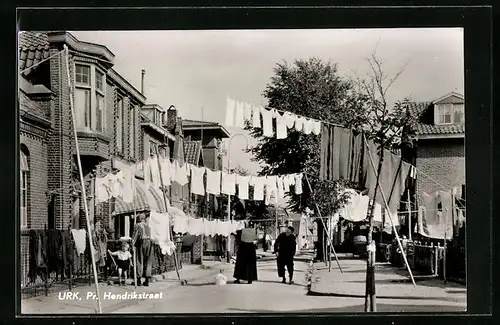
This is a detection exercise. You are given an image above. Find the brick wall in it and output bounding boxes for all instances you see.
[20,131,48,230]
[48,45,73,229]
[415,138,465,206]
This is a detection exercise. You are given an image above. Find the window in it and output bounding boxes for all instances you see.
[436,103,464,125]
[153,109,162,125]
[20,149,29,229]
[129,105,136,159]
[150,140,157,156]
[74,63,106,132]
[116,98,124,153]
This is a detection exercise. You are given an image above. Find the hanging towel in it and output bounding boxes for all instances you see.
[221,172,236,195]
[190,165,206,196]
[339,189,369,222]
[225,97,236,127]
[264,176,278,205]
[244,102,253,122]
[260,107,274,137]
[236,175,250,200]
[150,156,161,187]
[294,115,304,132]
[373,149,404,215]
[121,166,135,203]
[319,123,329,181]
[284,112,296,129]
[302,118,314,135]
[275,111,288,139]
[312,120,322,135]
[294,173,304,195]
[174,161,189,186]
[276,176,286,202]
[250,176,265,201]
[159,157,172,186]
[71,229,87,255]
[206,168,222,195]
[329,126,341,180]
[338,127,353,180]
[252,105,262,128]
[234,100,245,128]
[173,214,189,234]
[149,211,175,255]
[373,202,383,223]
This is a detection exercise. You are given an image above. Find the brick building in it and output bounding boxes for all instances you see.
[405,92,465,207]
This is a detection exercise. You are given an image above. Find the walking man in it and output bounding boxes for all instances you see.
[274,226,297,284]
[132,212,153,286]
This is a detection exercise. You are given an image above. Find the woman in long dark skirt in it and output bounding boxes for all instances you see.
[233,221,258,284]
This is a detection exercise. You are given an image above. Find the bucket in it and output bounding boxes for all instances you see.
[215,271,227,286]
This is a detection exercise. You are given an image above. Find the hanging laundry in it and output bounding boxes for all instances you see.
[264,176,278,205]
[284,112,296,129]
[244,102,253,122]
[225,97,236,127]
[438,190,453,217]
[421,192,453,240]
[173,160,189,186]
[71,229,87,255]
[249,176,265,201]
[339,189,369,222]
[362,138,380,196]
[276,176,286,202]
[159,157,172,186]
[282,174,291,193]
[275,111,288,139]
[149,210,175,255]
[261,107,274,137]
[236,175,250,200]
[294,173,304,195]
[349,132,363,184]
[121,166,135,203]
[110,172,124,199]
[293,115,304,132]
[143,158,152,187]
[206,168,221,195]
[95,175,111,203]
[338,127,353,180]
[221,172,236,195]
[252,105,262,128]
[312,120,322,135]
[172,213,189,234]
[234,100,245,128]
[302,118,314,135]
[190,165,206,196]
[373,202,383,223]
[150,156,161,187]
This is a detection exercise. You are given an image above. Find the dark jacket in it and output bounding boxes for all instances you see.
[274,233,297,257]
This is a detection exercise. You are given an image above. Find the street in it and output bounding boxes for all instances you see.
[22,253,466,314]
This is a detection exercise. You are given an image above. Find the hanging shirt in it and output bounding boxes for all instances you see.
[225,97,236,127]
[284,112,296,129]
[294,173,304,195]
[252,105,262,128]
[236,175,250,200]
[95,175,111,203]
[302,118,314,135]
[234,100,245,128]
[250,176,265,201]
[190,165,206,196]
[205,168,221,195]
[294,116,304,132]
[275,111,288,139]
[221,172,236,195]
[71,229,87,255]
[261,107,274,137]
[244,102,253,122]
[312,120,322,135]
[264,176,278,205]
[159,157,172,186]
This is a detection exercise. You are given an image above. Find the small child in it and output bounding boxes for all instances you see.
[109,242,133,286]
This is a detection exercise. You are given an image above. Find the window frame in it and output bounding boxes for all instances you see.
[74,62,107,133]
[20,169,28,229]
[116,96,125,154]
[129,104,137,160]
[435,103,453,125]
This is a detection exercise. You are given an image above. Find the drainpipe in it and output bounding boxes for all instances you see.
[141,69,146,96]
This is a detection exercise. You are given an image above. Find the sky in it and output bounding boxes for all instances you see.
[70,28,464,177]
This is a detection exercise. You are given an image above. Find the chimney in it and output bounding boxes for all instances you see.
[167,105,178,131]
[141,69,146,95]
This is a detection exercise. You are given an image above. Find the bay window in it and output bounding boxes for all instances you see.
[74,63,106,133]
[435,103,464,125]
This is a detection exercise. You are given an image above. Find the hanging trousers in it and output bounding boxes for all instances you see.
[277,255,294,279]
[136,239,153,278]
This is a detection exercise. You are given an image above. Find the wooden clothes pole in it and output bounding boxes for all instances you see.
[132,177,138,289]
[64,45,102,314]
[407,189,412,241]
[304,174,343,273]
[363,134,416,288]
[443,208,448,285]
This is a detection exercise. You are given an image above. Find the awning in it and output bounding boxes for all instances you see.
[112,179,167,216]
[20,151,29,171]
